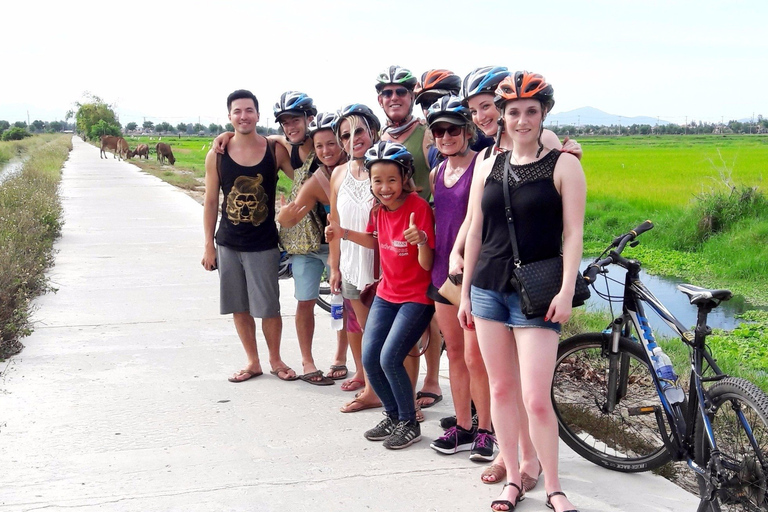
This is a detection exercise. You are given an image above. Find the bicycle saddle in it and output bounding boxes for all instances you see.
[677,284,732,306]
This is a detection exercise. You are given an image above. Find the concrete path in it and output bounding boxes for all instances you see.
[0,137,701,511]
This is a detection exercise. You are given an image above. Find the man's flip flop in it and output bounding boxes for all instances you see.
[299,370,334,386]
[416,391,443,408]
[270,367,299,381]
[228,369,263,383]
[327,364,348,380]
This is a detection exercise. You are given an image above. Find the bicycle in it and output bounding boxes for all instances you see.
[278,250,331,313]
[551,221,768,511]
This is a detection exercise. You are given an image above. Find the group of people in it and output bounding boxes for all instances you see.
[201,65,586,512]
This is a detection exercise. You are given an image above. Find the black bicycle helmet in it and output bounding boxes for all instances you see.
[273,91,317,122]
[462,66,511,104]
[415,69,462,107]
[308,112,339,138]
[364,140,414,181]
[375,65,418,92]
[332,103,382,136]
[426,95,472,127]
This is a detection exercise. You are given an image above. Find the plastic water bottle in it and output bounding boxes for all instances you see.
[652,347,685,404]
[330,293,343,331]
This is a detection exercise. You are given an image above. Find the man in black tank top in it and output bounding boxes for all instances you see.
[202,89,298,383]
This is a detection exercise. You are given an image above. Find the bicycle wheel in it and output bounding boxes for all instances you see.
[553,332,673,472]
[694,377,768,511]
[316,279,331,313]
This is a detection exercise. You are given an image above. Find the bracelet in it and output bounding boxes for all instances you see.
[416,230,427,247]
[343,228,350,240]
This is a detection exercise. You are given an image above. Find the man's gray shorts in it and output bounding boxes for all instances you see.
[217,245,280,318]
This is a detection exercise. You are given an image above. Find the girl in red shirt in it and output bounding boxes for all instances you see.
[328,141,435,450]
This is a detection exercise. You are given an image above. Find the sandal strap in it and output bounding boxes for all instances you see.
[547,491,567,499]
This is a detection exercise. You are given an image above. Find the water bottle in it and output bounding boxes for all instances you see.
[652,347,685,404]
[330,293,343,331]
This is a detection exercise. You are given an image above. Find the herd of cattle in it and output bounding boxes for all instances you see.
[99,135,176,165]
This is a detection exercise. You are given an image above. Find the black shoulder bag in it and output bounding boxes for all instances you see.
[502,155,590,319]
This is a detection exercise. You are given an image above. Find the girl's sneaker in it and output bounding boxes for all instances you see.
[383,420,421,449]
[364,414,397,441]
[430,425,476,454]
[469,428,497,461]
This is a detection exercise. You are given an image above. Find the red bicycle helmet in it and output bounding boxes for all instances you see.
[493,71,555,113]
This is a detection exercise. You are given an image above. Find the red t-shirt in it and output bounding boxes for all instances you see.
[366,193,435,305]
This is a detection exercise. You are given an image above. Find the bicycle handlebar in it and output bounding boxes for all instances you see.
[583,220,654,283]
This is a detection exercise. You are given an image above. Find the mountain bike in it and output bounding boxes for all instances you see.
[278,251,331,313]
[551,221,768,511]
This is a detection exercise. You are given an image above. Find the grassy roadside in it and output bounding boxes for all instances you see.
[0,134,72,359]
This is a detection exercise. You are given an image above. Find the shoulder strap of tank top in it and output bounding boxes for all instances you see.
[216,152,223,186]
[483,145,494,160]
[314,168,331,199]
[266,137,277,172]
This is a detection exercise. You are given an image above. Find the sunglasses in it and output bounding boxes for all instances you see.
[379,87,410,99]
[432,125,463,138]
[448,273,463,285]
[340,127,366,142]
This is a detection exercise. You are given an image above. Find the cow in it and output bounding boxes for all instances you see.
[127,144,149,159]
[99,135,129,160]
[116,138,130,160]
[156,142,175,165]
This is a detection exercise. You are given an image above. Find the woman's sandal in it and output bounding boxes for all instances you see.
[520,459,542,492]
[481,463,506,484]
[545,491,579,512]
[491,481,524,511]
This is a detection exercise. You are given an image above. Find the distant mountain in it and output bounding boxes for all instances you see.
[545,106,669,127]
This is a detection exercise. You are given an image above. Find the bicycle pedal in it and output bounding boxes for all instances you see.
[627,405,659,416]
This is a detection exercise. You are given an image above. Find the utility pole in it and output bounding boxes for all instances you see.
[685,116,687,135]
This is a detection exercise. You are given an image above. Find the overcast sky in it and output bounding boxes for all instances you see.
[2,0,766,128]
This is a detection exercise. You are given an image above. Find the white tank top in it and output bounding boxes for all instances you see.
[337,162,375,288]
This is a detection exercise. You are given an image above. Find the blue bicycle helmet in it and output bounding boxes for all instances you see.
[332,103,382,135]
[364,140,414,181]
[273,91,317,122]
[462,66,511,104]
[308,112,339,138]
[426,95,472,127]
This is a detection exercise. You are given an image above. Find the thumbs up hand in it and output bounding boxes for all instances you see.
[404,211,426,246]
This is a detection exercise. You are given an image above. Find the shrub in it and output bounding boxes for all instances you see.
[2,127,32,141]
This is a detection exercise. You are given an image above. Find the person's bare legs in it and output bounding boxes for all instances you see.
[465,329,491,431]
[516,327,577,512]
[435,302,472,429]
[416,316,443,407]
[296,299,323,381]
[260,315,295,379]
[232,312,263,375]
[328,326,349,379]
[341,298,380,408]
[475,318,523,510]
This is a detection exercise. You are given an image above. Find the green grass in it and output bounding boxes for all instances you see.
[0,134,71,358]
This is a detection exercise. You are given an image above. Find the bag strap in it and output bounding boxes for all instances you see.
[502,153,522,267]
[371,205,381,280]
[314,166,332,200]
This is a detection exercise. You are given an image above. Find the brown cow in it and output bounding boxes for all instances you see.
[156,142,176,165]
[127,144,149,159]
[116,138,130,160]
[99,135,129,160]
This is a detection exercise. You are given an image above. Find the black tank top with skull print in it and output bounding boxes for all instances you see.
[215,141,278,252]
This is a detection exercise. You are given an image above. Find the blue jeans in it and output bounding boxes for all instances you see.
[362,297,435,422]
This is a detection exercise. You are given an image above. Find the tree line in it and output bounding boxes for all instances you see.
[549,117,768,137]
[0,120,74,141]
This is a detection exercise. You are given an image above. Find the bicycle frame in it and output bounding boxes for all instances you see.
[607,257,732,480]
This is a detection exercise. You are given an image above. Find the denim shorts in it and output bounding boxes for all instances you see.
[292,245,329,301]
[470,285,561,334]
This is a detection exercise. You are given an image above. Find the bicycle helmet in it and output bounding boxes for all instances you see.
[375,65,418,92]
[308,112,339,138]
[493,71,555,113]
[426,95,472,127]
[332,103,382,136]
[273,91,317,122]
[364,140,414,181]
[462,66,511,104]
[414,69,462,107]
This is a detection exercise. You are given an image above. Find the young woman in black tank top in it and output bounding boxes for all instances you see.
[458,72,586,512]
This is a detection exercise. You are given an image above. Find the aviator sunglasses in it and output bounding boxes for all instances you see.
[340,127,367,142]
[432,125,464,138]
[379,87,410,99]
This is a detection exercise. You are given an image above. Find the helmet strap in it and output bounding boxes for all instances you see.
[494,118,505,152]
